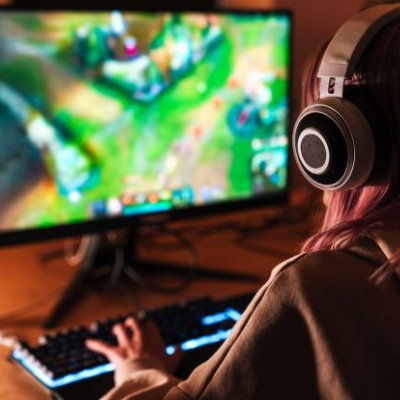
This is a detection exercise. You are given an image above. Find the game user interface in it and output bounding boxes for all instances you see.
[0,10,291,232]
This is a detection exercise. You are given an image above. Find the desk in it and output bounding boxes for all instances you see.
[0,206,312,399]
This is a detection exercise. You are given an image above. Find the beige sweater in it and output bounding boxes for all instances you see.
[102,237,400,399]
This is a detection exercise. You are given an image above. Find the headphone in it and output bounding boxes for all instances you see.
[292,4,400,191]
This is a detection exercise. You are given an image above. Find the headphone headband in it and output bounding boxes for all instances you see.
[293,4,400,191]
[318,4,400,98]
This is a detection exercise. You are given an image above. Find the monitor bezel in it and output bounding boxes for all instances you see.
[0,6,293,247]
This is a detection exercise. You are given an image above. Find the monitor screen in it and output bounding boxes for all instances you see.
[0,9,291,244]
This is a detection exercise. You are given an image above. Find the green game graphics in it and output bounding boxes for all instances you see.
[0,11,290,231]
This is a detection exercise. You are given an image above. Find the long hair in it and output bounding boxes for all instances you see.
[300,19,400,282]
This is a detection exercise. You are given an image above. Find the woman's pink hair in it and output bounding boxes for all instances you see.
[300,20,400,281]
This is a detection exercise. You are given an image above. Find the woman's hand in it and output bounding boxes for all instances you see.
[86,317,182,373]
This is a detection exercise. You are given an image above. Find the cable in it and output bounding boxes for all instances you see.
[138,203,314,259]
[119,280,142,311]
[232,203,315,258]
[138,220,240,249]
[145,201,315,245]
[64,235,93,267]
[108,246,126,286]
[39,202,316,300]
[124,223,199,293]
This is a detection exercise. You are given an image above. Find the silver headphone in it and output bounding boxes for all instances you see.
[293,4,400,191]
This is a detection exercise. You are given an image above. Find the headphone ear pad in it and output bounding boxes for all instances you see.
[292,97,375,191]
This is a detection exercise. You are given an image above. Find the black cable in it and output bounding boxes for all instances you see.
[232,203,315,258]
[139,220,242,248]
[124,223,199,293]
[36,202,317,299]
[139,203,314,257]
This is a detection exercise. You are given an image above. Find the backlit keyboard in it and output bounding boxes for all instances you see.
[11,292,254,398]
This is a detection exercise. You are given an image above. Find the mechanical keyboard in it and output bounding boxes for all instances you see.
[10,291,255,400]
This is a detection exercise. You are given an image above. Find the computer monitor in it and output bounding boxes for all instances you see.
[0,7,292,247]
[0,7,292,328]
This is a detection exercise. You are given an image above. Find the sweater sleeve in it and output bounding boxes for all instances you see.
[100,356,181,400]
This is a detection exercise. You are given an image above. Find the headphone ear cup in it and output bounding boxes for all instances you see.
[293,97,375,191]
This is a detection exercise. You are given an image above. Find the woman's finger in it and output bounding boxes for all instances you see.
[125,317,143,354]
[85,339,122,364]
[112,323,131,349]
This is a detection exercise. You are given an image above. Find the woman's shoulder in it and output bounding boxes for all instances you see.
[280,236,383,279]
[264,238,386,308]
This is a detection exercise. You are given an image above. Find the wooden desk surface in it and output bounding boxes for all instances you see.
[0,207,311,399]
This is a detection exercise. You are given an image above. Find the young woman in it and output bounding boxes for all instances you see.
[86,5,400,399]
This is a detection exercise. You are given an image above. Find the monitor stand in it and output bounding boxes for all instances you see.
[43,228,262,329]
